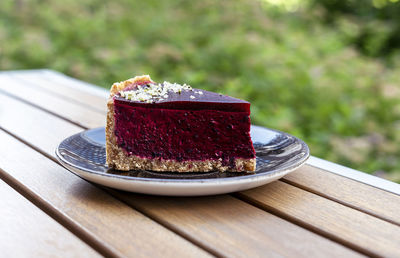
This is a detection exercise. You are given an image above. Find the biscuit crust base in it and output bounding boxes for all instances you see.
[106,99,256,172]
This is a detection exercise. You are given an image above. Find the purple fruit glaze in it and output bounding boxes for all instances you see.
[114,87,250,112]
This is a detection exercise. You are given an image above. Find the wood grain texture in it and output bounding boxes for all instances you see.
[0,99,211,257]
[110,191,363,258]
[22,72,400,221]
[9,71,107,113]
[2,71,400,257]
[307,156,400,196]
[283,165,400,226]
[0,77,363,257]
[4,72,399,231]
[0,74,105,128]
[0,92,83,154]
[238,181,400,257]
[0,180,100,258]
[40,70,108,98]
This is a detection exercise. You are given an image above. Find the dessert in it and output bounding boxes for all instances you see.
[106,75,256,172]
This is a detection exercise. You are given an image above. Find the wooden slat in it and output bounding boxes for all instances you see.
[237,181,400,257]
[283,165,400,226]
[9,71,107,113]
[41,69,108,98]
[0,98,211,257]
[0,78,362,257]
[0,92,83,153]
[0,180,100,258]
[307,156,400,196]
[0,74,105,128]
[0,131,211,258]
[5,71,399,230]
[110,191,363,258]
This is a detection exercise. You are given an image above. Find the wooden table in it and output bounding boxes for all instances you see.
[1,69,399,258]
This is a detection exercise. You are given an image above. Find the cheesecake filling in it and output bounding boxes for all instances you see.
[113,101,255,168]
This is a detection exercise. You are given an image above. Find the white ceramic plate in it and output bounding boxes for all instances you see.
[56,126,309,196]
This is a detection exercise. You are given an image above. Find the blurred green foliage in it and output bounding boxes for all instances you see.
[311,0,400,57]
[1,0,400,181]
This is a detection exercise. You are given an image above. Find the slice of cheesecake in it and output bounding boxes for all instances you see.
[106,75,256,172]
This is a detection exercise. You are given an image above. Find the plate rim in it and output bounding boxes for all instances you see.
[55,126,310,185]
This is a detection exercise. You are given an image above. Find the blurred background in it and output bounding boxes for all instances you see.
[1,0,400,182]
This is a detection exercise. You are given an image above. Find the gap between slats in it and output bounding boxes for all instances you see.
[0,142,120,258]
[0,179,101,258]
[232,190,379,258]
[0,126,218,258]
[8,72,105,114]
[1,76,399,227]
[0,125,372,257]
[0,94,371,257]
[0,89,86,129]
[280,177,400,227]
[2,74,399,256]
[4,122,362,257]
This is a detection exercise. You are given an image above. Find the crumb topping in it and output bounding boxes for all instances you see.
[119,81,202,103]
